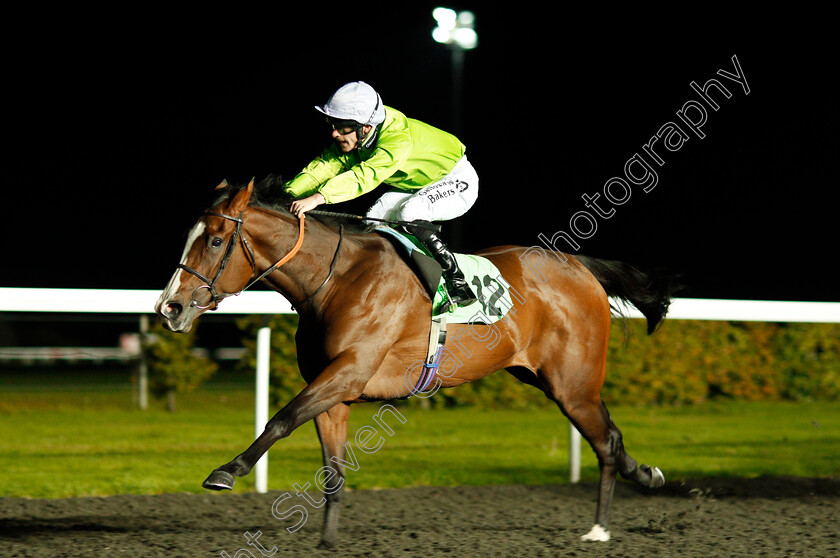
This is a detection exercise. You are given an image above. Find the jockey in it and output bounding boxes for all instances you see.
[284,81,479,308]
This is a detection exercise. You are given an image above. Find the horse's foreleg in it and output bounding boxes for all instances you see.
[313,403,351,550]
[203,359,370,491]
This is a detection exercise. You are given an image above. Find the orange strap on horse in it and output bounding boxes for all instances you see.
[242,215,305,291]
[272,215,305,268]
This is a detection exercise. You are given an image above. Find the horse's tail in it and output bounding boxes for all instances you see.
[576,256,680,334]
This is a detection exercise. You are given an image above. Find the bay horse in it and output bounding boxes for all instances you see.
[155,176,675,546]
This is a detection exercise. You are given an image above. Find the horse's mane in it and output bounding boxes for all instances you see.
[212,175,376,234]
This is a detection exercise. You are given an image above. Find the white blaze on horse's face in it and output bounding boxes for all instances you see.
[155,221,206,329]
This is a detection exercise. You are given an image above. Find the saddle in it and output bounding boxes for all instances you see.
[376,226,515,395]
[375,227,514,325]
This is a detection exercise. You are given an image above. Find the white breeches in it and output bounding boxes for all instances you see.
[366,156,479,223]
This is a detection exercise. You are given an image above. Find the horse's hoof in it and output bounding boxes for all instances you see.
[203,469,235,491]
[581,524,610,542]
[640,464,665,488]
[650,466,665,488]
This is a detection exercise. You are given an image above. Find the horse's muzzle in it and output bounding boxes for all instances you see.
[155,298,195,333]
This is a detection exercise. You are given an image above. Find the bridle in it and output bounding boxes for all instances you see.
[177,210,306,310]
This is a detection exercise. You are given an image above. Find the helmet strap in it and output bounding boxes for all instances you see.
[358,124,380,150]
[357,94,382,149]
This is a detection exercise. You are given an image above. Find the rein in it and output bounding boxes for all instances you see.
[294,224,343,311]
[306,210,441,232]
[178,211,306,310]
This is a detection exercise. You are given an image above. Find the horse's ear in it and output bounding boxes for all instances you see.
[215,179,229,190]
[229,178,254,213]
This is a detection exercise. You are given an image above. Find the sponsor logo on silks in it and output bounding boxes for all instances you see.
[426,180,469,203]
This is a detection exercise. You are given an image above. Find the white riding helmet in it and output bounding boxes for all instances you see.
[315,81,386,128]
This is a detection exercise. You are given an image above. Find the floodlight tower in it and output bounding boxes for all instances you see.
[432,8,477,250]
[432,7,477,137]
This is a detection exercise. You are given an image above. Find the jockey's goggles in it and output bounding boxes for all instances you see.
[326,118,359,135]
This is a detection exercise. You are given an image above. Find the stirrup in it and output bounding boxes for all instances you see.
[408,221,477,308]
[448,291,478,308]
[445,276,478,308]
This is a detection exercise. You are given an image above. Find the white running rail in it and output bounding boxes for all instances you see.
[2,288,838,488]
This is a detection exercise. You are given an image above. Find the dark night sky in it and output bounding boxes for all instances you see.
[4,9,838,303]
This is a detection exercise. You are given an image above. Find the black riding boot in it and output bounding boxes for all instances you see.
[407,221,478,308]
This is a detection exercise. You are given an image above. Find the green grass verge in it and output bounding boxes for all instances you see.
[1,384,838,499]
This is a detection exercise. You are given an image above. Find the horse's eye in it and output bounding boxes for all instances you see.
[210,237,223,248]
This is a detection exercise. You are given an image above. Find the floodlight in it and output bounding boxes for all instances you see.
[432,7,477,50]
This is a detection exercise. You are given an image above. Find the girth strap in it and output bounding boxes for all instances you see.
[412,313,447,395]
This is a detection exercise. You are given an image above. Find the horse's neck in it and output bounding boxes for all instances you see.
[248,209,359,304]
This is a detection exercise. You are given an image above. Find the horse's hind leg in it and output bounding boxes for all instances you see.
[550,389,664,541]
[313,403,351,549]
[557,395,621,540]
[600,400,665,490]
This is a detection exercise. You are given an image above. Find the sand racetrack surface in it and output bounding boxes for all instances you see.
[2,476,838,557]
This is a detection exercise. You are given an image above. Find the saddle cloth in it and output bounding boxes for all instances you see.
[375,227,514,325]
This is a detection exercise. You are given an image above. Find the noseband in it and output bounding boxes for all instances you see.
[177,211,305,310]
